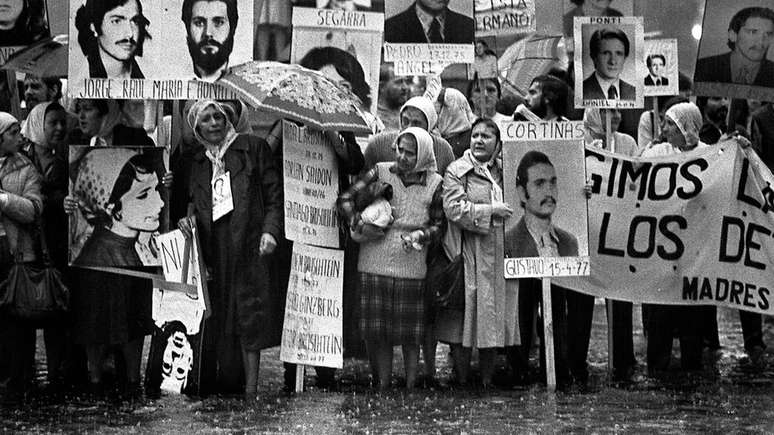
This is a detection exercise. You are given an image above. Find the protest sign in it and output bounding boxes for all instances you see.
[68,146,168,267]
[500,121,590,278]
[561,0,633,41]
[383,0,474,76]
[147,227,209,396]
[0,0,50,64]
[474,0,535,38]
[282,121,341,248]
[693,0,774,102]
[555,143,774,316]
[643,39,678,97]
[280,243,345,369]
[291,7,383,114]
[67,0,253,99]
[573,16,644,109]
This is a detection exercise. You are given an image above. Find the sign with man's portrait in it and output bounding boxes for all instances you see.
[291,7,383,115]
[67,0,253,100]
[643,39,679,97]
[694,0,774,102]
[573,15,644,109]
[68,146,169,267]
[500,121,590,278]
[383,0,474,75]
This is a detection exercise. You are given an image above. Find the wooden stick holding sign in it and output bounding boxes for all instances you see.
[5,70,21,120]
[652,97,661,143]
[542,278,556,391]
[605,112,615,372]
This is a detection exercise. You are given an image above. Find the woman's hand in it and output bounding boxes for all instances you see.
[63,196,78,215]
[178,216,194,239]
[162,171,174,189]
[259,233,277,256]
[401,230,425,251]
[325,130,349,159]
[351,222,385,243]
[491,201,513,218]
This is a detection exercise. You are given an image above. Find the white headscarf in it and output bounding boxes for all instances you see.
[395,126,437,174]
[21,101,51,147]
[436,88,475,137]
[401,96,438,131]
[0,112,19,137]
[665,102,703,148]
[187,99,239,178]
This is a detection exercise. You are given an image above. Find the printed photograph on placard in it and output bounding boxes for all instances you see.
[501,122,590,277]
[68,146,168,267]
[384,0,474,44]
[573,15,644,109]
[693,0,774,102]
[67,0,253,98]
[0,0,50,47]
[643,39,679,97]
[562,0,633,39]
[313,0,381,11]
[291,7,383,115]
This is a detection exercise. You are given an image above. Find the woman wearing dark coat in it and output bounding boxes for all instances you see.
[177,99,283,397]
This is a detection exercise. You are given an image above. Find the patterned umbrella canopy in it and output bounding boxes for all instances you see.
[217,61,371,133]
[498,34,563,97]
[1,34,68,77]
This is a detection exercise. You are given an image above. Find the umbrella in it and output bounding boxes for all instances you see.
[1,34,68,77]
[217,61,371,133]
[498,34,563,97]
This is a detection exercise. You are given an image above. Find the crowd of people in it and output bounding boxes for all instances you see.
[0,3,773,410]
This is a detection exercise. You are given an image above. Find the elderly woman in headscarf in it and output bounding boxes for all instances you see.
[640,102,708,157]
[338,127,445,390]
[0,112,44,405]
[19,101,76,391]
[435,88,476,158]
[437,118,517,387]
[175,99,283,399]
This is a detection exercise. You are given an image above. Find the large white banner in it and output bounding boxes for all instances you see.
[280,243,344,369]
[282,121,341,248]
[557,143,774,315]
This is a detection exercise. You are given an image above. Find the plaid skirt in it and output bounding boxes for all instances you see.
[359,273,425,345]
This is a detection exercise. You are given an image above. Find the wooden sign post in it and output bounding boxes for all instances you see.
[542,278,556,391]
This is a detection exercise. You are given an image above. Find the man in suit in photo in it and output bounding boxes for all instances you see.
[644,54,669,86]
[582,27,636,100]
[384,0,474,44]
[503,150,579,388]
[694,7,774,87]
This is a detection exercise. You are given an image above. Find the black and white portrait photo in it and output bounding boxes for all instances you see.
[643,38,678,97]
[694,0,774,100]
[0,0,50,47]
[384,0,474,44]
[69,146,168,267]
[573,16,644,108]
[181,0,239,82]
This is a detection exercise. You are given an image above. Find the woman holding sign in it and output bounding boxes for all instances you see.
[437,118,516,387]
[177,99,283,399]
[340,127,444,390]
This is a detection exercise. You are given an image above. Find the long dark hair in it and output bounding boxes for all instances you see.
[300,46,372,108]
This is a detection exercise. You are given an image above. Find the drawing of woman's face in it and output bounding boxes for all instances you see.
[114,169,163,233]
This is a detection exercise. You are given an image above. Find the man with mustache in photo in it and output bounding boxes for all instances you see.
[181,0,238,82]
[694,6,774,87]
[503,150,579,388]
[75,0,150,79]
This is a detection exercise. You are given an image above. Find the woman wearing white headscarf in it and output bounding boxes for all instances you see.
[640,102,708,157]
[0,112,43,405]
[339,127,445,390]
[176,99,283,399]
[438,118,517,387]
[435,88,476,158]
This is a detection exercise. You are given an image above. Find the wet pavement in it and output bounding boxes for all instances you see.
[3,302,774,433]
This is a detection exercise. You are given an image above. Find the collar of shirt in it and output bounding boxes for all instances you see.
[730,51,761,84]
[649,74,662,84]
[389,164,429,186]
[524,214,560,257]
[594,73,620,98]
[415,6,446,42]
[195,62,229,83]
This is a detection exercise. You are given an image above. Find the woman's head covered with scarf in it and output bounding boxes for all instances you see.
[394,126,437,175]
[664,102,703,149]
[435,87,475,138]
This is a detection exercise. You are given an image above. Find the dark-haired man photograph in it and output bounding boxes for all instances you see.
[182,0,238,82]
[582,27,635,100]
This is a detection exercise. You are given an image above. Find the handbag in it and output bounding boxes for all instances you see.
[428,222,465,311]
[0,217,70,324]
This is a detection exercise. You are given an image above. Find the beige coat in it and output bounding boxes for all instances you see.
[442,156,519,348]
[0,153,43,262]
